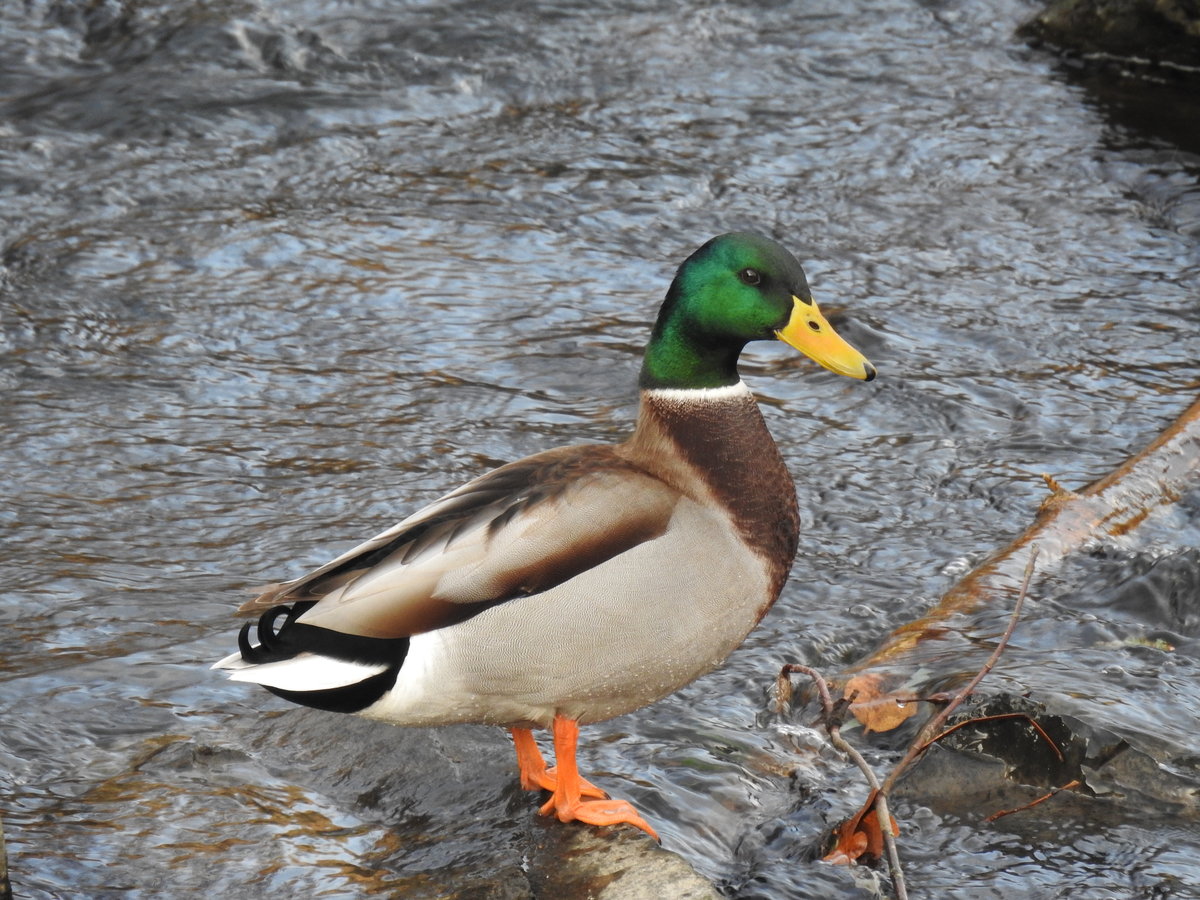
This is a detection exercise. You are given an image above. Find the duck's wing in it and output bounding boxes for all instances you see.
[236,444,680,640]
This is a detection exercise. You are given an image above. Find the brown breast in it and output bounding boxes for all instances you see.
[620,384,800,607]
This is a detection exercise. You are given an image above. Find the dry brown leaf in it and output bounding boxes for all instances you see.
[844,673,918,733]
[823,790,900,865]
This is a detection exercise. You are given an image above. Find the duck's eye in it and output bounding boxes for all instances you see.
[738,268,761,286]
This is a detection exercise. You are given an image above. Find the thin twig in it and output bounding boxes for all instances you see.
[826,723,881,794]
[880,545,1039,796]
[778,666,879,790]
[778,664,907,900]
[865,781,906,900]
[777,663,835,714]
[983,779,1081,823]
[774,546,1038,900]
[921,712,1064,762]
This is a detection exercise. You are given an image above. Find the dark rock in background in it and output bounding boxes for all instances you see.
[1,817,11,900]
[1019,0,1200,70]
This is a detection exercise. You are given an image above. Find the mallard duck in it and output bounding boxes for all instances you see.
[214,232,875,839]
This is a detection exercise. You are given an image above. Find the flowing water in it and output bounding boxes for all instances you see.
[2,0,1199,897]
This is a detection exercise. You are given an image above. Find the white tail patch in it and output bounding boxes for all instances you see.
[218,652,389,692]
[211,650,249,671]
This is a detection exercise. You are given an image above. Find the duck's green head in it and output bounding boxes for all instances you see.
[639,233,876,390]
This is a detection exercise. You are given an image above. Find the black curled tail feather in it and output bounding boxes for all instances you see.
[237,601,409,714]
[238,602,317,663]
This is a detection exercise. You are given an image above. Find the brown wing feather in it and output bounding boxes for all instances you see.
[238,444,680,640]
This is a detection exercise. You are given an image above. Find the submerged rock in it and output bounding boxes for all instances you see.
[415,823,721,900]
[891,693,1200,825]
[188,713,725,899]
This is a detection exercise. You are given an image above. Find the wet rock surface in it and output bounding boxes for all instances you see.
[523,826,722,900]
[194,713,721,898]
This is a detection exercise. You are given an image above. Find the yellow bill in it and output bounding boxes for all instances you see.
[775,296,876,381]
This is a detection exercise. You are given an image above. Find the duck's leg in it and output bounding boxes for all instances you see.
[511,727,555,791]
[510,726,607,798]
[535,713,660,840]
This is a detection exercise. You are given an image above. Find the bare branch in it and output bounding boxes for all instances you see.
[983,779,1081,823]
[778,664,907,900]
[921,712,1064,763]
[881,546,1038,796]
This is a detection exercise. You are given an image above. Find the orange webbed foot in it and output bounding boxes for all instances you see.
[517,715,659,841]
[538,793,660,841]
[543,764,609,799]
